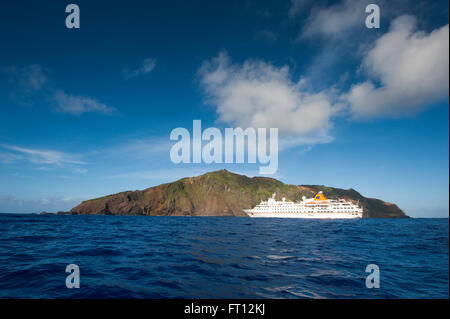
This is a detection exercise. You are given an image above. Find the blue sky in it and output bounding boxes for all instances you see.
[0,0,448,217]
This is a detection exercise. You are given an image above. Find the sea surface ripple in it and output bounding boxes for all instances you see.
[0,214,448,298]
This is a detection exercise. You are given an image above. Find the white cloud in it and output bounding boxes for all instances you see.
[300,0,367,39]
[0,144,86,166]
[123,58,156,79]
[53,90,116,116]
[344,16,449,118]
[197,51,338,144]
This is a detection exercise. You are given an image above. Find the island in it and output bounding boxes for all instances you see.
[58,170,407,218]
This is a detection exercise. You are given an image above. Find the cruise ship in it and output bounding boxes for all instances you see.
[243,192,363,219]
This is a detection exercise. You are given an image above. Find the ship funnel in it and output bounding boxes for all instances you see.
[271,193,276,199]
[314,192,327,201]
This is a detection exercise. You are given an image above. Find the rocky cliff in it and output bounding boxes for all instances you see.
[66,170,407,218]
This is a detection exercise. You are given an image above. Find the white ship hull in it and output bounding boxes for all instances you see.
[244,211,362,219]
[243,192,363,219]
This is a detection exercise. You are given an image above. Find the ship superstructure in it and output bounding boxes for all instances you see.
[243,192,363,218]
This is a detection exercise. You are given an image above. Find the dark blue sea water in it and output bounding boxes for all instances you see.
[0,214,448,299]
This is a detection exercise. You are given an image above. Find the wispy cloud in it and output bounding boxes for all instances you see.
[0,152,23,164]
[93,136,173,162]
[106,166,269,182]
[254,29,278,44]
[5,64,47,92]
[0,144,86,166]
[52,90,117,116]
[123,58,157,79]
[299,0,368,39]
[107,167,210,180]
[5,64,117,116]
[0,195,83,214]
[4,64,48,106]
[289,0,313,18]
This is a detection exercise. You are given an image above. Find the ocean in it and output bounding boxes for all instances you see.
[0,214,448,299]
